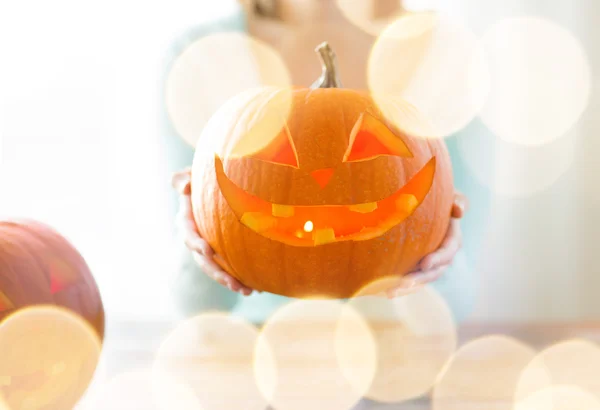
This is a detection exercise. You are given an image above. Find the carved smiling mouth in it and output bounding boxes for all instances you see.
[215,156,436,247]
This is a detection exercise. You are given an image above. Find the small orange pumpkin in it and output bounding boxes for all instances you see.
[0,219,104,410]
[0,219,104,338]
[191,42,454,298]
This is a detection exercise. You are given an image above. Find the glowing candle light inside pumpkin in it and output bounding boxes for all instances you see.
[304,221,314,232]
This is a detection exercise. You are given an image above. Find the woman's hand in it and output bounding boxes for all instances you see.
[172,168,255,296]
[385,192,468,298]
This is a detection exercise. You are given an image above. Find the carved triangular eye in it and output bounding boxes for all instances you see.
[246,124,299,168]
[343,112,413,162]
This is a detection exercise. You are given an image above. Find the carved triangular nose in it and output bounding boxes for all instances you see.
[310,168,334,189]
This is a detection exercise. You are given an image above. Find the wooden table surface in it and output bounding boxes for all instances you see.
[97,320,600,410]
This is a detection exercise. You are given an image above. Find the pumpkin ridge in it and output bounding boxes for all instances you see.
[1,225,55,301]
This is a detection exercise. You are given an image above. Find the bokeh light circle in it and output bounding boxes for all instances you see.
[347,284,457,403]
[515,385,600,410]
[479,17,592,146]
[368,12,490,139]
[198,86,293,160]
[515,339,600,404]
[254,299,377,410]
[456,119,576,197]
[82,369,200,410]
[166,32,291,147]
[153,311,268,410]
[352,274,410,297]
[0,305,102,410]
[432,335,536,410]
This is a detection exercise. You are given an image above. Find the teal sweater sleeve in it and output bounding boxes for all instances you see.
[433,121,492,322]
[161,7,248,316]
[159,7,249,222]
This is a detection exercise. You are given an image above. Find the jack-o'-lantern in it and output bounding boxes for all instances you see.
[191,42,454,298]
[0,219,104,336]
[0,219,104,408]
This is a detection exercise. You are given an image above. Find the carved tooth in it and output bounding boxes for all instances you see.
[241,212,277,232]
[380,214,408,231]
[395,194,419,214]
[272,204,295,217]
[313,228,336,245]
[348,202,378,213]
[353,227,381,241]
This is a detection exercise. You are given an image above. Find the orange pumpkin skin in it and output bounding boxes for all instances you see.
[191,84,454,299]
[0,219,105,340]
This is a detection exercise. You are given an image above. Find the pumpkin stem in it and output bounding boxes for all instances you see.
[311,42,343,89]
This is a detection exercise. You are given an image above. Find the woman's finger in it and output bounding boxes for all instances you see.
[212,253,261,293]
[386,283,425,298]
[191,252,229,286]
[386,264,449,298]
[173,175,207,254]
[192,252,254,296]
[171,168,192,194]
[418,219,462,270]
[381,274,423,298]
[451,192,469,218]
[184,233,214,258]
[176,196,212,256]
[406,264,449,286]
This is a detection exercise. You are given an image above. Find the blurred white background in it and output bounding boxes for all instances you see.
[446,0,600,321]
[0,0,242,318]
[0,0,598,321]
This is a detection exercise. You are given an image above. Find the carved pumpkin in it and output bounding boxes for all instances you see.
[0,219,104,409]
[0,219,104,338]
[191,43,454,298]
